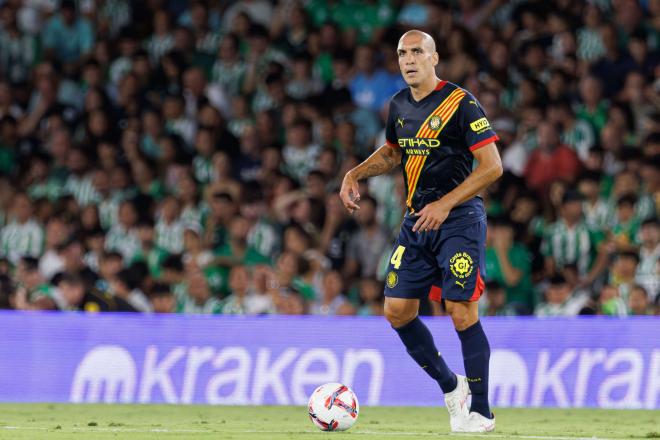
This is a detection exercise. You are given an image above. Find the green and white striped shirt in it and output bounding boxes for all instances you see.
[603,193,656,228]
[196,32,222,55]
[192,156,214,185]
[105,225,140,262]
[0,219,44,264]
[561,120,595,161]
[541,220,603,276]
[144,34,175,64]
[583,199,610,229]
[28,179,63,202]
[247,219,279,257]
[180,205,204,231]
[577,27,605,62]
[177,294,222,314]
[534,293,589,317]
[0,30,37,84]
[64,174,101,207]
[211,60,246,97]
[155,218,185,255]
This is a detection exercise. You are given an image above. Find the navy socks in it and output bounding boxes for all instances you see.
[457,320,491,418]
[394,317,457,393]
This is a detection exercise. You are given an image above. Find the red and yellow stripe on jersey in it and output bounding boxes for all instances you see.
[405,88,466,210]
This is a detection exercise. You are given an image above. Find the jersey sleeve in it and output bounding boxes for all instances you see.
[457,94,499,153]
[384,102,399,148]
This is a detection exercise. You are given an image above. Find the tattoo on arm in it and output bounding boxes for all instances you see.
[351,146,401,180]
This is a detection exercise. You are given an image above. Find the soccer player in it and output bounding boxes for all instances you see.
[340,30,502,432]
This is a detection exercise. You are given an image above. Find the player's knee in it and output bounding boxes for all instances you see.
[446,303,477,331]
[384,302,416,328]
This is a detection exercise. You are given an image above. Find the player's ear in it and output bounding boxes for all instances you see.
[432,52,439,66]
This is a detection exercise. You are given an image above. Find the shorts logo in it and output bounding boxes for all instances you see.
[428,115,442,131]
[386,271,398,288]
[470,117,490,133]
[449,252,473,279]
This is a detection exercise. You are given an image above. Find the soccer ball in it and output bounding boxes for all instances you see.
[307,383,359,431]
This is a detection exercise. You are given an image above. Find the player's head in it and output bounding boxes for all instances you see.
[397,30,438,88]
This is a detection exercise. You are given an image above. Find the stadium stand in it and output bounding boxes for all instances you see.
[0,0,657,317]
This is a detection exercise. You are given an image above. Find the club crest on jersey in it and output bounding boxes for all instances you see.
[386,271,398,288]
[428,115,442,131]
[449,252,473,279]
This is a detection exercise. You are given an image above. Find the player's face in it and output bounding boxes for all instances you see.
[397,35,438,87]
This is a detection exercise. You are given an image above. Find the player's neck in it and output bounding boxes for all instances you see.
[409,77,441,102]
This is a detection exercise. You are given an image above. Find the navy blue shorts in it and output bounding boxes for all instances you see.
[384,202,487,303]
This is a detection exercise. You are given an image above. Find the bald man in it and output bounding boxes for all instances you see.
[340,30,501,432]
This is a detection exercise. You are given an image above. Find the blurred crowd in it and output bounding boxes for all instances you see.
[0,0,658,317]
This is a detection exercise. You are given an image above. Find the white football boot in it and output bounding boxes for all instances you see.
[453,411,496,433]
[444,374,470,431]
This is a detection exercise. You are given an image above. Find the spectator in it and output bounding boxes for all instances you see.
[480,280,517,317]
[105,199,140,262]
[578,171,609,229]
[155,196,185,255]
[485,216,533,313]
[58,273,136,312]
[38,216,69,280]
[109,268,152,312]
[177,268,221,314]
[542,190,605,282]
[214,216,270,296]
[282,118,321,183]
[356,277,384,316]
[344,195,389,280]
[310,270,351,315]
[609,251,641,303]
[0,193,43,264]
[524,121,581,194]
[0,4,37,84]
[610,194,641,251]
[15,257,58,309]
[628,284,651,315]
[41,0,94,65]
[150,282,176,313]
[221,265,274,315]
[598,284,628,316]
[349,44,401,113]
[535,274,589,317]
[636,218,659,301]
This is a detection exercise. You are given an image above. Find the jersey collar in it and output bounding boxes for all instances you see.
[408,80,448,106]
[435,80,447,91]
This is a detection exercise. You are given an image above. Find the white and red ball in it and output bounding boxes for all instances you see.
[307,383,359,431]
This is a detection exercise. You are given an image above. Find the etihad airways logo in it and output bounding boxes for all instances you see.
[398,138,441,148]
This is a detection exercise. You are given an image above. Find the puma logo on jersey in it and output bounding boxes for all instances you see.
[455,280,466,289]
[397,116,405,127]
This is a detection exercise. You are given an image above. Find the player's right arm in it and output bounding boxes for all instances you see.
[340,144,402,213]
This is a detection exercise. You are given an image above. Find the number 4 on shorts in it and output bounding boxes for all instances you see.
[390,245,406,269]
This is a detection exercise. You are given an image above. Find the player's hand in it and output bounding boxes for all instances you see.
[412,199,452,232]
[339,172,361,213]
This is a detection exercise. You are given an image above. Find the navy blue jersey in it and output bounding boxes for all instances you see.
[385,81,499,214]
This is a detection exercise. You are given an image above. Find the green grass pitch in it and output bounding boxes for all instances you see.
[0,404,657,440]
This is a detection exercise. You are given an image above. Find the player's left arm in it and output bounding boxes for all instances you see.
[413,94,503,233]
[412,144,502,232]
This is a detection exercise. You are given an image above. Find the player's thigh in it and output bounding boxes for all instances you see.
[436,219,487,303]
[384,220,438,302]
